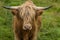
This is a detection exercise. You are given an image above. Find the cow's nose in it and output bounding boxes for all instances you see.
[23,24,32,30]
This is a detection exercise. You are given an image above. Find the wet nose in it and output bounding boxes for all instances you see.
[23,24,32,30]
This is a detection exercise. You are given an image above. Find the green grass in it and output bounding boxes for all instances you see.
[0,0,60,40]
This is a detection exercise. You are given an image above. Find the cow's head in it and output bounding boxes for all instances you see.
[3,1,52,30]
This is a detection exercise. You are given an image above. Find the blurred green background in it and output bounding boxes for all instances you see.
[0,0,60,40]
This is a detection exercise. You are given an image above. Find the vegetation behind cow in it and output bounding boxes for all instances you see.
[0,0,60,40]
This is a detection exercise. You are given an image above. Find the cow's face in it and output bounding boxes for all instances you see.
[19,6,35,30]
[3,1,52,30]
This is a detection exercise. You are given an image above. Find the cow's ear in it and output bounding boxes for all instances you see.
[11,9,19,15]
[36,10,43,16]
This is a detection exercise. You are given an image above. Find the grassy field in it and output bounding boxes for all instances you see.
[0,0,60,40]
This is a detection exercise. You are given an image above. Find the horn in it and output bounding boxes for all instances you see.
[2,6,20,9]
[35,5,53,10]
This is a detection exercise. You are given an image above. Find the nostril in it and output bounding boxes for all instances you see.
[28,26,32,30]
[23,24,32,30]
[23,26,27,30]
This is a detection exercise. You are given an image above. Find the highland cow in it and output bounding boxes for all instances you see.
[3,0,52,40]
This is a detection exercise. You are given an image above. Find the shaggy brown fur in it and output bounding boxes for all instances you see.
[11,0,43,40]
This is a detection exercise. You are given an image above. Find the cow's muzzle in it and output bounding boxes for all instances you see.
[23,24,32,30]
